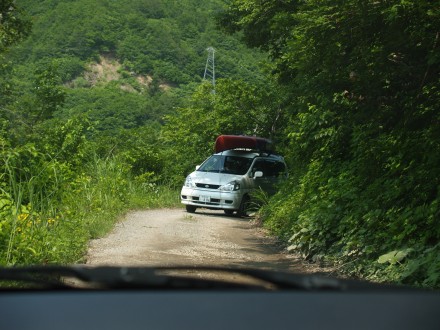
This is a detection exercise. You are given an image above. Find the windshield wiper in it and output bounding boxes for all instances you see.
[0,265,387,291]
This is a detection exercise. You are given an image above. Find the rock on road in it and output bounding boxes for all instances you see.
[86,208,308,274]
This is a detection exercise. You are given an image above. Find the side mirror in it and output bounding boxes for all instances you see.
[253,171,263,179]
[195,165,200,170]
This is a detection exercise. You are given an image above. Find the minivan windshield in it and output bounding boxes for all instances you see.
[197,155,253,175]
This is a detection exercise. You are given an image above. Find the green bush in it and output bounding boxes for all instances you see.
[0,136,179,266]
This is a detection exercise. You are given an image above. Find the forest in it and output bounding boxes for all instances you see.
[1,0,439,288]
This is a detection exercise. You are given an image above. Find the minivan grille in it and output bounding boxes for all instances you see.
[195,183,221,189]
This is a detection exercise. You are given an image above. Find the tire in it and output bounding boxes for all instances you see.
[224,210,234,216]
[185,205,197,213]
[236,195,250,217]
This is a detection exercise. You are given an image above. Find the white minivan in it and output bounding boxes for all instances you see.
[181,136,287,216]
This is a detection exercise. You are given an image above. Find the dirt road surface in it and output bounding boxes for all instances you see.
[86,209,315,279]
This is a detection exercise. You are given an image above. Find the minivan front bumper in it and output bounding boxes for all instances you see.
[181,187,242,210]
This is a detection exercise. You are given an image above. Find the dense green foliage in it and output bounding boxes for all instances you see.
[1,0,266,266]
[219,0,440,287]
[0,3,180,263]
[1,0,439,289]
[12,0,265,83]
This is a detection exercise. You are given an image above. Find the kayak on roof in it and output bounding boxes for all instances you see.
[214,135,274,153]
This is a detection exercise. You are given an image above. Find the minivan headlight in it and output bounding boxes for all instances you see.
[219,181,240,191]
[184,176,195,188]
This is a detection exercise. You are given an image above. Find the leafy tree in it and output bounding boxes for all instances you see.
[34,61,66,121]
[161,78,286,184]
[0,0,31,122]
[0,0,31,53]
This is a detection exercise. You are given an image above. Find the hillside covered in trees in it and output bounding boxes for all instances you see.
[4,0,267,136]
[1,0,439,288]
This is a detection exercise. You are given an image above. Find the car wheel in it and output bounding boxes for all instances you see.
[185,205,197,213]
[237,195,250,217]
[224,210,234,216]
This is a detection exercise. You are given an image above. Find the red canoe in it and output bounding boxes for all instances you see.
[214,135,273,153]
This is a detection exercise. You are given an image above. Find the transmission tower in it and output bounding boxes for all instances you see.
[203,47,215,93]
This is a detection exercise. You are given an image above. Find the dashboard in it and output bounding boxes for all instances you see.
[2,289,439,330]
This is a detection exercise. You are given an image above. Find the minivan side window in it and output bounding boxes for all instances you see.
[251,159,285,178]
[251,159,265,177]
[265,160,286,177]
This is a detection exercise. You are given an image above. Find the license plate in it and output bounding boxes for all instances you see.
[199,196,210,202]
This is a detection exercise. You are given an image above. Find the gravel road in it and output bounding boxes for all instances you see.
[86,208,311,276]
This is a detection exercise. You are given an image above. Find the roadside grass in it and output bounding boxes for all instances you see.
[1,155,181,266]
